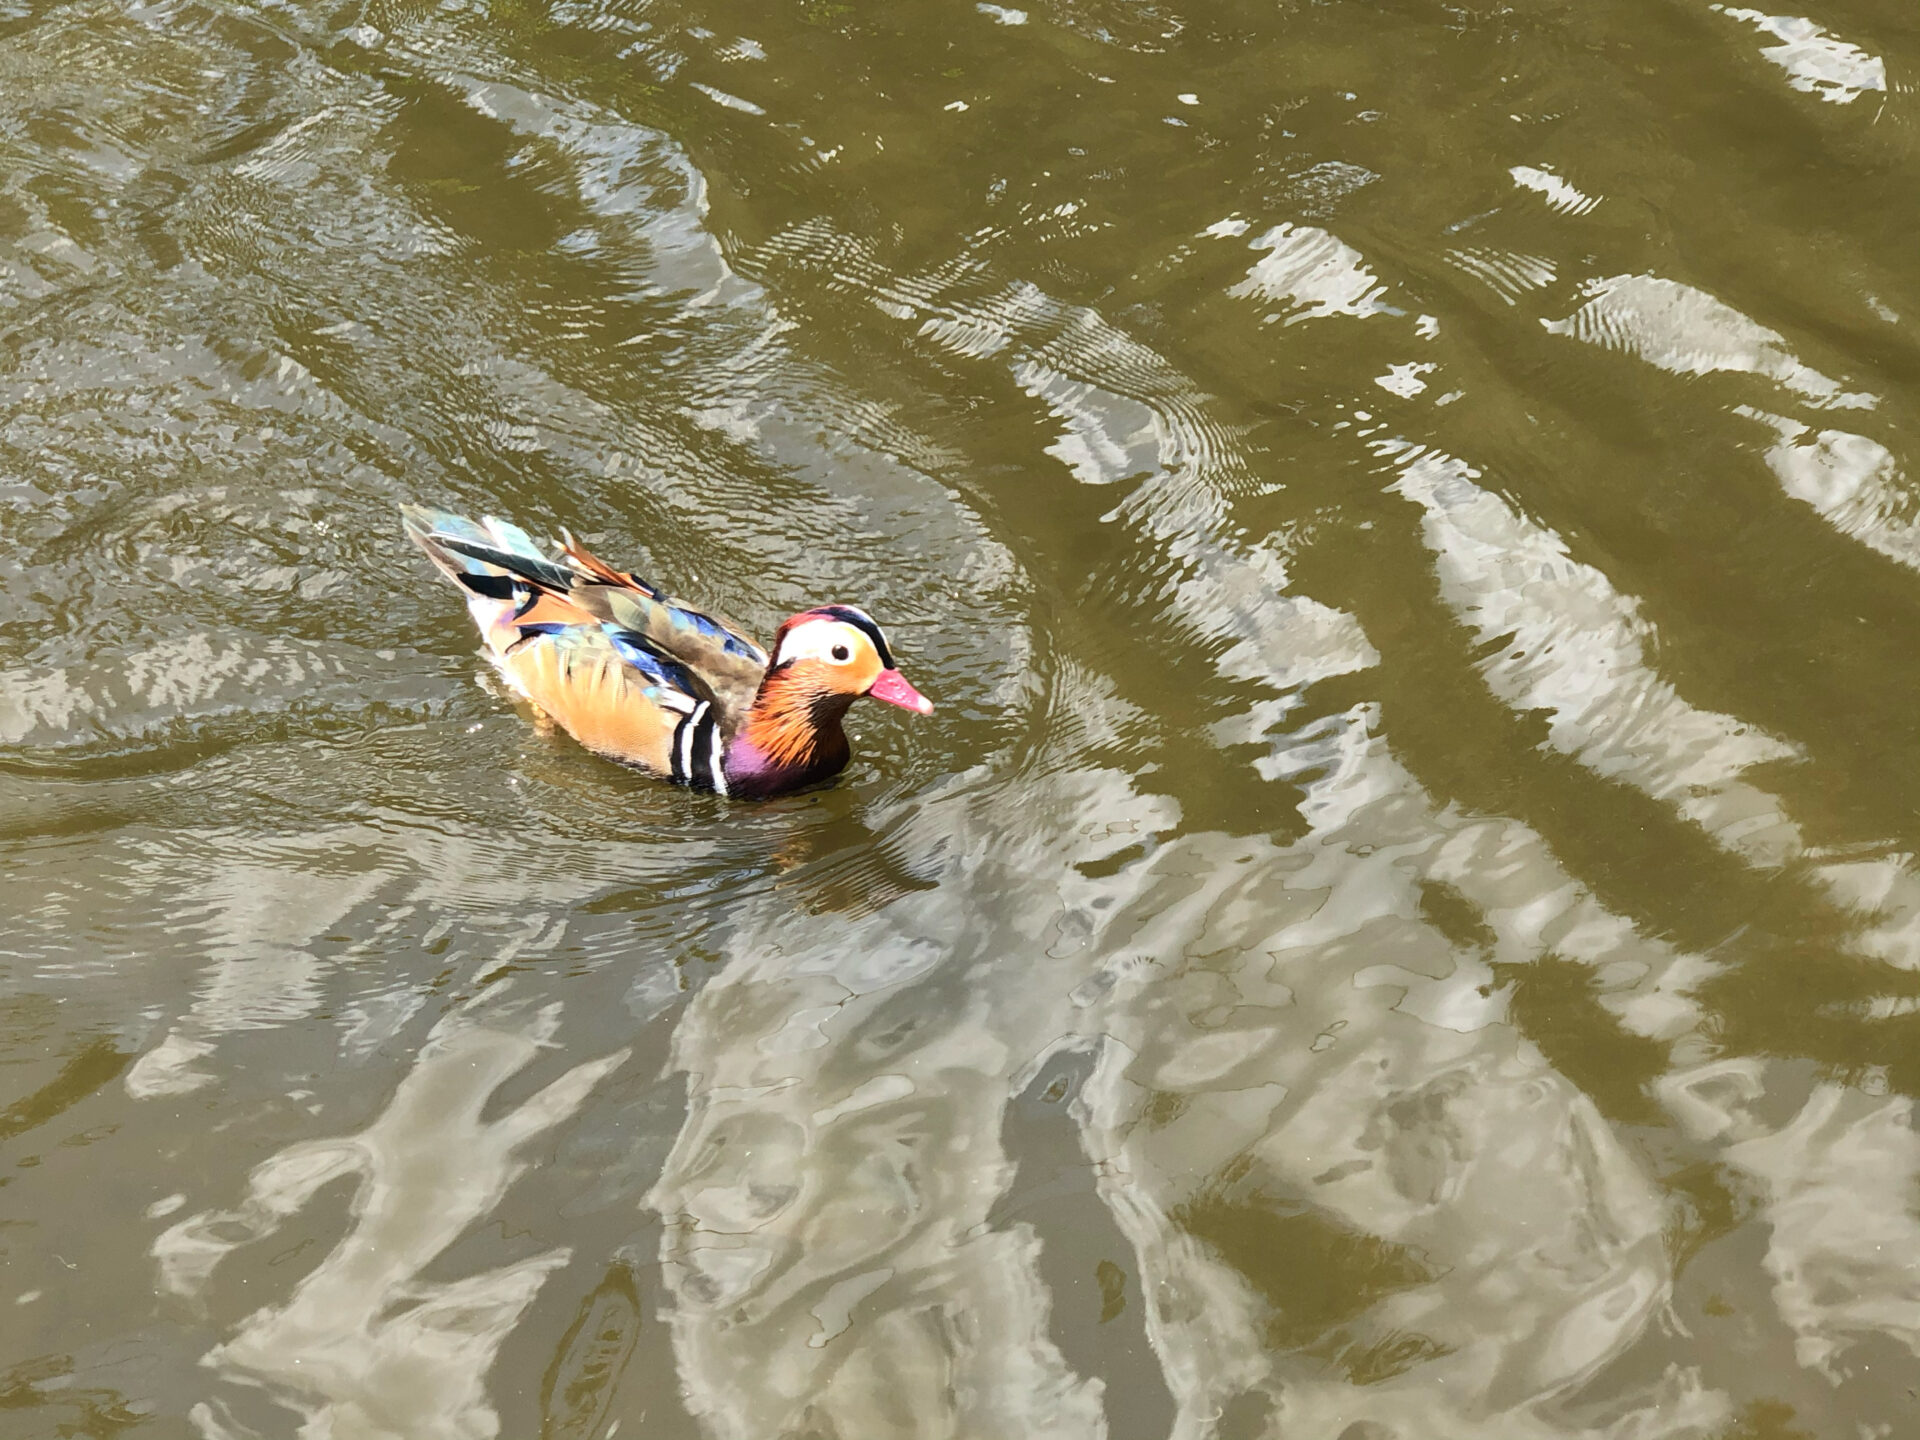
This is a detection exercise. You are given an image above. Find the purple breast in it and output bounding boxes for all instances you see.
[722,734,850,798]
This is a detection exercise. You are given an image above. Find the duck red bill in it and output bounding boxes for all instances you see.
[868,669,935,715]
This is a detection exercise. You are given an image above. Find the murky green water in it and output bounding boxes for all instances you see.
[4,0,1919,1434]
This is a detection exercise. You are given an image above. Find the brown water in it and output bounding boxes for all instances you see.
[4,0,1920,1435]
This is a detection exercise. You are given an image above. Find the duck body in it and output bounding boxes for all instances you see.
[402,506,932,797]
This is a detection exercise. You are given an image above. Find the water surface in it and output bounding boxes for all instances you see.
[5,0,1920,1435]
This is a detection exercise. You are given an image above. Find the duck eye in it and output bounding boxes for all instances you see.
[830,643,851,662]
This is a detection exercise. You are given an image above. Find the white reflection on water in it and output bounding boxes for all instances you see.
[1712,6,1888,104]
[617,202,1739,1417]
[0,634,404,748]
[749,213,1368,741]
[1072,715,1735,1439]
[1447,247,1558,306]
[1381,446,1920,1394]
[1223,222,1393,325]
[453,76,736,304]
[125,833,390,1097]
[699,212,1756,1431]
[1543,274,1871,409]
[652,701,1742,1436]
[650,766,1168,1439]
[1714,1084,1920,1377]
[121,822,615,1099]
[1013,359,1168,486]
[157,1001,627,1440]
[1510,165,1600,218]
[1180,182,1920,1422]
[1741,408,1920,571]
[1527,271,1920,981]
[1386,446,1804,862]
[1660,1061,1920,1380]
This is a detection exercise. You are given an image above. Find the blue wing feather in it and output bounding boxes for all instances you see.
[604,626,707,700]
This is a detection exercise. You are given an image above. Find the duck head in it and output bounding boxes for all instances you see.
[726,606,933,796]
[768,605,934,716]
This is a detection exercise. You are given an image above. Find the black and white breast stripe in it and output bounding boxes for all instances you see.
[668,701,728,796]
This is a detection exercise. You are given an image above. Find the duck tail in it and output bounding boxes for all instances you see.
[401,504,576,594]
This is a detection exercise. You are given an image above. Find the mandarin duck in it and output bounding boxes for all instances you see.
[403,506,933,798]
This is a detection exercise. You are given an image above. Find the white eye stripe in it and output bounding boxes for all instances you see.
[776,619,868,666]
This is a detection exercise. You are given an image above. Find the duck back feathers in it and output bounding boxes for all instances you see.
[402,505,767,724]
